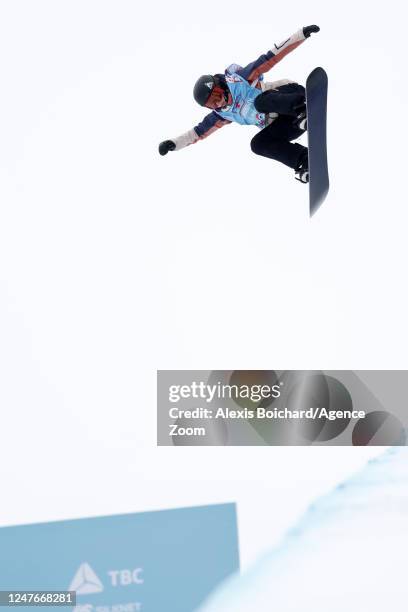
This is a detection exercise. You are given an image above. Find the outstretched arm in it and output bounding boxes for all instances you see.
[237,25,320,84]
[159,112,231,155]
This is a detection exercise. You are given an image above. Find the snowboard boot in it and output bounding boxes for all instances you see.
[295,150,309,184]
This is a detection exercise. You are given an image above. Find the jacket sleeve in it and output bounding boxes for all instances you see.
[237,28,306,83]
[172,112,231,151]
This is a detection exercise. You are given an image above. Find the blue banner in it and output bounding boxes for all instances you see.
[0,504,239,612]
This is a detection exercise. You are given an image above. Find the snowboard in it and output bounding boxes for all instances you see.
[306,67,329,217]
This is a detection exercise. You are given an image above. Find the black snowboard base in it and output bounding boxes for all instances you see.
[306,67,329,216]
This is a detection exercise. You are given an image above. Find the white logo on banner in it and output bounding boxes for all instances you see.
[69,563,104,595]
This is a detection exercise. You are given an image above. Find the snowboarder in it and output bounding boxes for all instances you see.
[158,25,320,183]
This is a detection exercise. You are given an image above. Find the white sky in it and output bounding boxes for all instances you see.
[0,0,406,569]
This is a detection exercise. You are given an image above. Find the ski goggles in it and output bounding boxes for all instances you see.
[205,84,229,109]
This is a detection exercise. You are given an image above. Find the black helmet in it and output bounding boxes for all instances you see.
[193,74,217,106]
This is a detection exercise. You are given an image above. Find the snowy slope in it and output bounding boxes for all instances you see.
[199,448,408,611]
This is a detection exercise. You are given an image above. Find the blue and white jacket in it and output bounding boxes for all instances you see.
[172,28,306,150]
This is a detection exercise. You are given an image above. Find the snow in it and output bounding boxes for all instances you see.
[198,448,408,611]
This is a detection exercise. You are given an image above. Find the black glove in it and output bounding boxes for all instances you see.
[303,25,320,38]
[159,140,176,156]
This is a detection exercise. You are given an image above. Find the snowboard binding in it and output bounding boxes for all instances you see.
[295,151,309,184]
[292,102,307,131]
[294,109,307,131]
